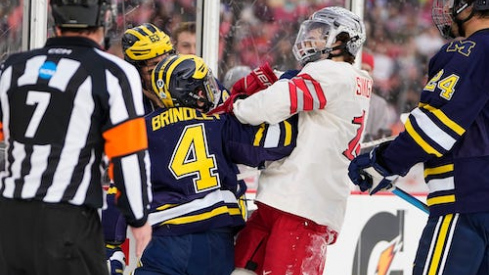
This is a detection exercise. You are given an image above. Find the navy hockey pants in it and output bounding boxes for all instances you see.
[413,212,489,275]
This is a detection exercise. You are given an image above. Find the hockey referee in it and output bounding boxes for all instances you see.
[0,1,152,274]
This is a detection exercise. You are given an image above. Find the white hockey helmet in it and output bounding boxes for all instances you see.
[292,6,366,65]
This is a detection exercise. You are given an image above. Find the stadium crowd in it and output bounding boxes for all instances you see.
[1,0,442,135]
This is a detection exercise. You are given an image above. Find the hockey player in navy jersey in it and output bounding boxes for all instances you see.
[103,23,246,274]
[121,23,175,113]
[121,23,231,114]
[105,54,297,275]
[348,0,489,274]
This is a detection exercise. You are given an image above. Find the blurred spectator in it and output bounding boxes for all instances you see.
[414,25,445,57]
[149,1,173,34]
[0,0,441,128]
[0,0,23,59]
[172,21,196,55]
[361,51,392,142]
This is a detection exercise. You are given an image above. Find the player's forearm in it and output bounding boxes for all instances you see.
[233,83,292,125]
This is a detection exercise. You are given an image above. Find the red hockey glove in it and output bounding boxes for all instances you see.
[208,93,248,115]
[231,62,278,96]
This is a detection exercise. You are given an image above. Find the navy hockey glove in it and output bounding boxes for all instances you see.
[348,143,397,195]
[231,62,278,96]
[106,245,126,275]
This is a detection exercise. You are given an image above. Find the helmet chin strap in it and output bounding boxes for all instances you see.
[327,43,347,58]
[452,2,475,37]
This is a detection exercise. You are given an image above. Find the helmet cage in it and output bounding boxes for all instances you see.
[432,0,489,39]
[293,21,336,64]
[202,71,221,112]
[432,0,458,39]
[292,6,365,65]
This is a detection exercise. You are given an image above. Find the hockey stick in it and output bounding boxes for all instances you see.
[360,135,397,153]
[391,185,429,214]
[363,167,429,215]
[359,112,410,153]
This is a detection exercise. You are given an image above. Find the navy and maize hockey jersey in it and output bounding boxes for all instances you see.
[104,106,297,242]
[382,29,489,216]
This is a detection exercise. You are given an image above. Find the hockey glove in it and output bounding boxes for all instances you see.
[207,93,248,115]
[231,62,278,96]
[106,245,126,275]
[348,143,397,195]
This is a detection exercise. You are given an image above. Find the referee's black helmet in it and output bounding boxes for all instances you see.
[50,0,113,29]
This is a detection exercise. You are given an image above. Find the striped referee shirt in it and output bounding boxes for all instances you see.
[0,36,152,227]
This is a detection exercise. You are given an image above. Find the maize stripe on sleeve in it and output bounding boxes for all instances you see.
[427,195,455,206]
[405,118,442,157]
[424,164,453,177]
[431,109,465,136]
[284,120,292,146]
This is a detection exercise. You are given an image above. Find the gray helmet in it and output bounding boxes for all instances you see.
[50,0,113,29]
[292,6,366,65]
[223,66,252,90]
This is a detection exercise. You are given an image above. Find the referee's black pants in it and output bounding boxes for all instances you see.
[0,198,108,275]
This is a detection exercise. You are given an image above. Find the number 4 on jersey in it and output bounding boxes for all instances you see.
[170,123,221,193]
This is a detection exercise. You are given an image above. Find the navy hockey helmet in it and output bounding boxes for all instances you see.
[50,0,114,29]
[151,54,221,113]
[432,0,489,39]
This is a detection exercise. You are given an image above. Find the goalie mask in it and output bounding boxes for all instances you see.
[292,6,365,65]
[151,55,221,113]
[432,0,489,39]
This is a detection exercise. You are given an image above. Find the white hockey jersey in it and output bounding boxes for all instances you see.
[233,59,372,232]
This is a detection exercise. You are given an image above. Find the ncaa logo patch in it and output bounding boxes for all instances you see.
[39,61,57,79]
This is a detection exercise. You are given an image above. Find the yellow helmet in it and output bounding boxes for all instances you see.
[151,54,221,113]
[122,23,174,64]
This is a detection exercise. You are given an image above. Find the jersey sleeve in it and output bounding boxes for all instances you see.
[382,39,489,175]
[222,114,298,167]
[233,69,328,125]
[101,59,152,228]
